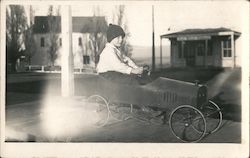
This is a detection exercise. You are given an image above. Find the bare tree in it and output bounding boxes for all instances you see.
[84,6,107,67]
[23,6,36,65]
[112,5,133,57]
[6,5,27,72]
[47,5,61,66]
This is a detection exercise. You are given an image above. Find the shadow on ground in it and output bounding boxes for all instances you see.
[211,92,241,122]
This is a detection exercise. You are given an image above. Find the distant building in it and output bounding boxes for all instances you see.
[160,28,241,68]
[31,16,108,68]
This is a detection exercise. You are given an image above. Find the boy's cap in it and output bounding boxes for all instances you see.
[107,24,125,42]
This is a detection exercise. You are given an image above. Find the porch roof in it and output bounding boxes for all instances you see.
[161,27,241,39]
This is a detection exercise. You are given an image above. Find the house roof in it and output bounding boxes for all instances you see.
[161,27,241,39]
[73,16,108,33]
[33,16,61,33]
[33,16,108,33]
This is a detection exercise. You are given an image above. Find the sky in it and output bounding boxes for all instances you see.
[23,1,248,59]
[30,1,247,44]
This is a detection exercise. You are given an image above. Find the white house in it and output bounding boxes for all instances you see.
[31,16,107,69]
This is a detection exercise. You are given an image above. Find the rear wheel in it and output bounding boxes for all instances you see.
[197,100,223,134]
[87,95,109,127]
[169,105,206,143]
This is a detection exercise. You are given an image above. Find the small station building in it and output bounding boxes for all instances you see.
[160,28,241,68]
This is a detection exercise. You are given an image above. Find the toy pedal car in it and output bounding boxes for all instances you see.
[85,74,222,143]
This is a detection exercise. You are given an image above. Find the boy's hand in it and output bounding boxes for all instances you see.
[143,65,151,76]
[143,65,150,71]
[131,67,143,75]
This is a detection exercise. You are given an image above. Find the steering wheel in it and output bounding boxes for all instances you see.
[142,65,151,76]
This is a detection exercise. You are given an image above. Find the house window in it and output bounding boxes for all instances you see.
[59,38,62,46]
[222,40,232,57]
[83,55,90,64]
[41,37,45,47]
[78,37,82,46]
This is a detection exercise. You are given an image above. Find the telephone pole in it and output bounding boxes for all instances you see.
[61,5,74,97]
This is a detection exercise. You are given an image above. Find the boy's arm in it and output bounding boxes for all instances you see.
[123,56,139,69]
[102,51,133,74]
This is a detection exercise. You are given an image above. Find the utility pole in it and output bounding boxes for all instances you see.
[152,5,155,71]
[61,5,74,97]
[160,37,162,69]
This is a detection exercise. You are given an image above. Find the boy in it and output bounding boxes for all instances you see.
[97,24,150,85]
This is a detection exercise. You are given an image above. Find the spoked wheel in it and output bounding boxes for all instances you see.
[169,105,207,143]
[87,95,110,127]
[109,103,133,121]
[196,100,223,134]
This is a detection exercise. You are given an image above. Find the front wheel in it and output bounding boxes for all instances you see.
[169,105,207,143]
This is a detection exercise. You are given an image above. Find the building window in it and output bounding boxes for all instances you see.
[172,40,177,46]
[59,38,62,46]
[197,43,205,56]
[78,37,82,46]
[222,40,232,57]
[41,37,45,47]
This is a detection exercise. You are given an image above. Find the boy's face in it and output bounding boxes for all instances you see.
[111,35,123,48]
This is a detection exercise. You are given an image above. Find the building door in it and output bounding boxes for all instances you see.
[184,42,196,66]
[196,42,206,66]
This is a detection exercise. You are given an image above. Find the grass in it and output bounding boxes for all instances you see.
[6,67,226,105]
[6,67,241,122]
[6,67,226,92]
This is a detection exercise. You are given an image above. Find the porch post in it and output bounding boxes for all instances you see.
[160,37,163,69]
[61,5,74,97]
[204,40,208,67]
[221,40,224,67]
[231,33,235,67]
